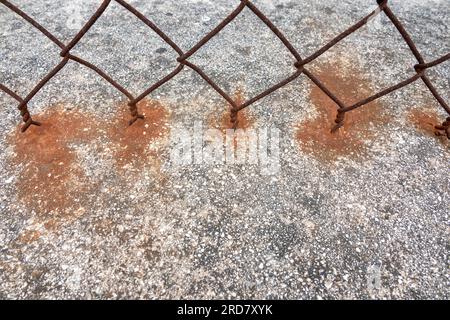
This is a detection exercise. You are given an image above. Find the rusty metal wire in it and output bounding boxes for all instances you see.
[0,0,449,138]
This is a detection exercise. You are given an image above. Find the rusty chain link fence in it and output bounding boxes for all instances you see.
[1,0,449,138]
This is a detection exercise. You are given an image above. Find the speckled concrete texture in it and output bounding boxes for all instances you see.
[0,0,449,299]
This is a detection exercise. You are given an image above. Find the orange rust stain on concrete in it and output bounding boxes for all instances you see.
[43,219,59,231]
[8,101,171,236]
[107,99,170,170]
[208,88,256,152]
[407,109,449,146]
[221,108,252,131]
[92,217,115,237]
[17,230,41,244]
[296,62,390,162]
[9,107,98,220]
[210,88,254,130]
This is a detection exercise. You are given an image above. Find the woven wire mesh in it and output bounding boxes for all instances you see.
[0,0,449,138]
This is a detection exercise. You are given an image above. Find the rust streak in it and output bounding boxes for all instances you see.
[297,62,391,162]
[107,99,170,171]
[407,108,449,146]
[8,106,99,229]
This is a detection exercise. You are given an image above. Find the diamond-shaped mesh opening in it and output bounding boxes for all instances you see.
[0,5,61,96]
[68,1,179,95]
[131,0,233,50]
[0,0,448,137]
[186,7,295,99]
[5,0,102,42]
[302,11,418,105]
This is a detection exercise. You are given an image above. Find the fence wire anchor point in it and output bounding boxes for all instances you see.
[128,114,145,126]
[434,117,450,139]
[21,120,41,133]
[230,109,239,130]
[0,0,448,142]
[331,109,346,133]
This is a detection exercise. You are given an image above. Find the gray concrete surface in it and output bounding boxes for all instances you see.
[0,0,449,299]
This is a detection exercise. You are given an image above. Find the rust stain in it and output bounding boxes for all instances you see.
[8,99,171,233]
[207,87,255,151]
[107,99,170,171]
[296,62,390,162]
[210,87,254,130]
[43,219,59,231]
[93,217,115,236]
[17,230,41,244]
[9,106,98,222]
[407,108,449,145]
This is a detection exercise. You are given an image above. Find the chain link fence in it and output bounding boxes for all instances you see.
[0,0,449,138]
